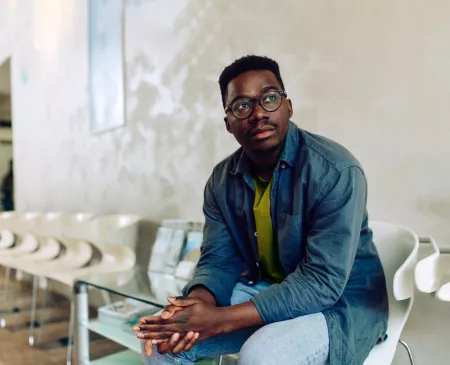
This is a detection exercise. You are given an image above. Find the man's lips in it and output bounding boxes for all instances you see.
[250,126,276,140]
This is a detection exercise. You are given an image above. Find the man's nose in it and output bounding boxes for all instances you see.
[248,101,269,124]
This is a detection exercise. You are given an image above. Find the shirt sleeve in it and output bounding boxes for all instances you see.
[182,171,243,307]
[251,166,367,323]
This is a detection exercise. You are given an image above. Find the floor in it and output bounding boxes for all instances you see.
[0,276,125,365]
[0,270,449,365]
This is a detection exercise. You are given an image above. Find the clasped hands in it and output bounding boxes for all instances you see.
[133,295,223,356]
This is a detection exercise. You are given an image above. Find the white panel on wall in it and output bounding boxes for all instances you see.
[88,0,125,134]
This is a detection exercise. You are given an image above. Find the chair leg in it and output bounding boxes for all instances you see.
[0,267,11,328]
[399,340,416,365]
[37,279,51,342]
[28,276,39,346]
[66,300,75,365]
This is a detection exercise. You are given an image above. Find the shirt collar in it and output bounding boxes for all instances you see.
[230,121,298,175]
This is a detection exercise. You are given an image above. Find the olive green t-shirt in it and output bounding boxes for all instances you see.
[252,175,286,283]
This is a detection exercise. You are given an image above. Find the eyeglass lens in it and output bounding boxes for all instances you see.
[231,91,282,119]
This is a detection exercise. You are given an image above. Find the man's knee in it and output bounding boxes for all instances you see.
[238,315,329,365]
[238,326,273,365]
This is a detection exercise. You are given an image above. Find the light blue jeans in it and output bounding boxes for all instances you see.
[142,281,330,365]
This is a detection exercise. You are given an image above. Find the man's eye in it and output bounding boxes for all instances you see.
[237,102,250,110]
[263,94,277,103]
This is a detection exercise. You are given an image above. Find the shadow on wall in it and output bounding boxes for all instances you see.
[416,197,450,245]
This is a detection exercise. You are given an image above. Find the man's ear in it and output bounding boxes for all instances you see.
[287,99,293,119]
[224,117,232,133]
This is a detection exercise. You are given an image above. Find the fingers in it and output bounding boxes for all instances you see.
[137,331,174,340]
[138,315,160,325]
[157,333,180,355]
[171,331,195,354]
[178,332,200,354]
[135,323,182,335]
[167,296,198,307]
[151,338,168,345]
[157,331,199,355]
[144,339,153,357]
[161,304,184,320]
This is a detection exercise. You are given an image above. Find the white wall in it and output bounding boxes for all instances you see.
[0,0,449,248]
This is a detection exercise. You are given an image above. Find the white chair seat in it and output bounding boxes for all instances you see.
[0,229,15,249]
[25,239,93,277]
[6,238,62,270]
[0,234,39,263]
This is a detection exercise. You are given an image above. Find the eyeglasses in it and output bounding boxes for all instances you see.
[225,90,287,119]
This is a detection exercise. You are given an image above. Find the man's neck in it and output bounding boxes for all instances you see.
[246,144,283,180]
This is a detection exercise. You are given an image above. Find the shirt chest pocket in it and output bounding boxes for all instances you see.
[277,213,305,273]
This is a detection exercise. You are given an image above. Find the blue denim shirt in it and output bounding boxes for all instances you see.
[183,122,389,365]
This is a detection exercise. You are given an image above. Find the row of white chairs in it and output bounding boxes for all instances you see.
[0,212,449,365]
[0,211,140,364]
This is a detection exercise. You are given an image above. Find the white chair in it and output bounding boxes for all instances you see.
[16,213,95,346]
[415,237,450,302]
[0,212,41,261]
[363,221,419,365]
[47,214,140,365]
[215,221,420,365]
[0,212,41,328]
[3,213,65,271]
[0,211,17,250]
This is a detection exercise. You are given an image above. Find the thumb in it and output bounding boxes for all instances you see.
[167,296,198,307]
[160,305,183,320]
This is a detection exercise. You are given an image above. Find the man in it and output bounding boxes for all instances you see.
[135,55,389,365]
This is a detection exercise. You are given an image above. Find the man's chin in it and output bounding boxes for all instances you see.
[247,138,282,153]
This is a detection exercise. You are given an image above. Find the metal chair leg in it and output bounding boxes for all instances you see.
[0,267,11,328]
[28,276,39,346]
[399,340,416,365]
[37,278,51,342]
[66,300,75,365]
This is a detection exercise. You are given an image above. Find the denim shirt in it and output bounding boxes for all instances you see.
[183,122,389,365]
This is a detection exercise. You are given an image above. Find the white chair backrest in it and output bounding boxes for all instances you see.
[1,211,18,232]
[65,214,139,249]
[35,212,94,238]
[371,221,419,302]
[33,212,63,237]
[93,215,140,247]
[370,220,419,350]
[9,212,41,235]
[0,211,17,226]
[415,237,441,293]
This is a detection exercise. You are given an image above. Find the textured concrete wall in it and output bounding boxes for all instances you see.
[0,0,449,248]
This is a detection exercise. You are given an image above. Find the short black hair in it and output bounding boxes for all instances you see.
[218,55,285,108]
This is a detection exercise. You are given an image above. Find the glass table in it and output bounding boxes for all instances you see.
[73,268,229,365]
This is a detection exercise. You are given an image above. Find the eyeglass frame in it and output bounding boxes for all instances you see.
[224,90,288,119]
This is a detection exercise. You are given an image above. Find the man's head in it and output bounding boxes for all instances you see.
[219,55,292,153]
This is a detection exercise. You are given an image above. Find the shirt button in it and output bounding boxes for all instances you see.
[254,232,257,237]
[281,163,286,169]
[248,281,254,285]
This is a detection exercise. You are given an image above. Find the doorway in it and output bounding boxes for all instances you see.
[0,57,13,212]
